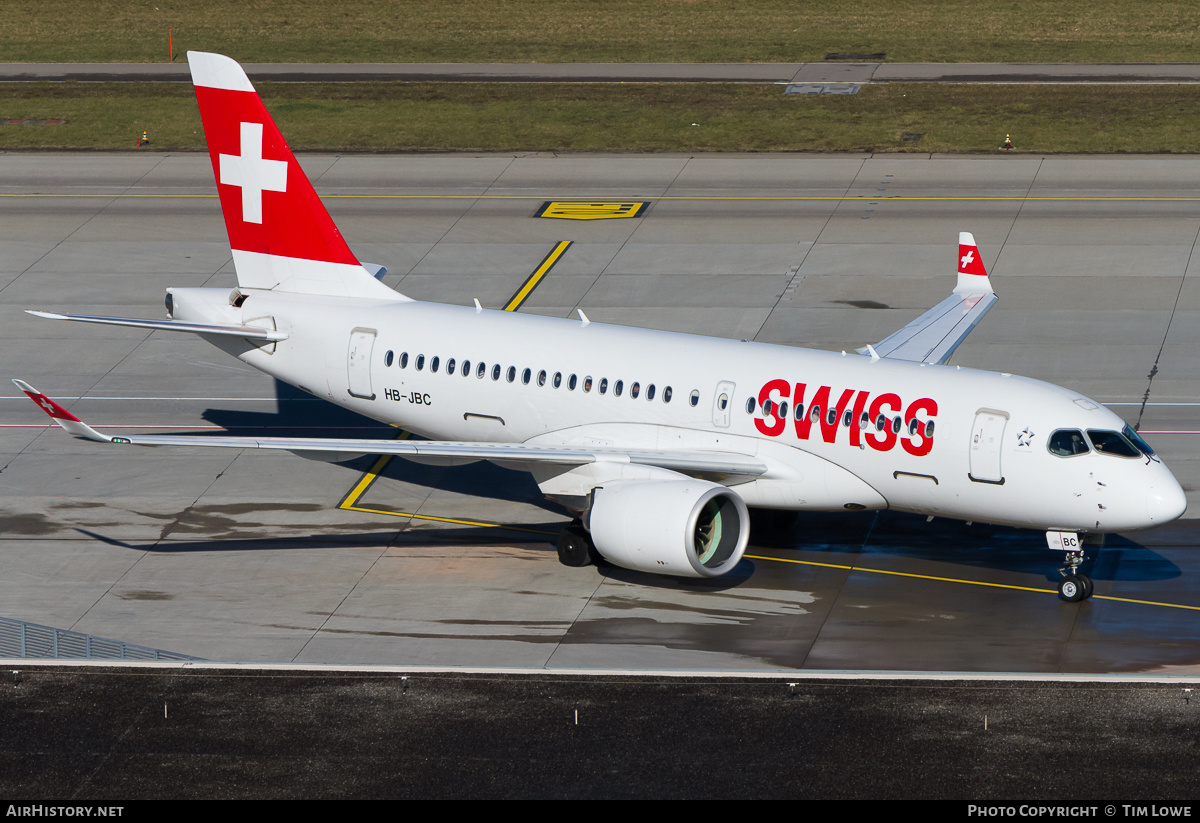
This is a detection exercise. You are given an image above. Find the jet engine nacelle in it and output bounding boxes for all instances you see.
[588,479,750,578]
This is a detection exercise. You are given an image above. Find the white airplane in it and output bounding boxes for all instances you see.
[16,52,1186,603]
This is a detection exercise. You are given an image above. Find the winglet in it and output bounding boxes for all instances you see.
[13,380,114,443]
[954,231,994,294]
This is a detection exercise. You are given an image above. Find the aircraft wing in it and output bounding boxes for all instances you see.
[14,381,767,481]
[861,232,997,365]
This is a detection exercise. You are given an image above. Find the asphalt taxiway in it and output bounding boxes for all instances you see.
[2,152,1199,673]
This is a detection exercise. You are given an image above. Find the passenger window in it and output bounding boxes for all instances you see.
[811,406,821,422]
[399,352,409,369]
[631,382,640,399]
[537,370,547,387]
[416,354,425,371]
[384,350,394,367]
[718,393,729,411]
[843,410,852,427]
[430,356,440,373]
[646,384,655,401]
[568,374,578,391]
[614,380,623,397]
[583,376,593,393]
[891,416,901,433]
[447,358,456,375]
[826,408,837,426]
[522,368,532,385]
[600,378,608,395]
[553,372,562,389]
[477,362,486,378]
[1087,429,1141,458]
[875,414,885,431]
[663,386,672,403]
[690,390,700,407]
[763,399,773,416]
[794,404,805,421]
[778,401,787,419]
[462,359,470,376]
[1048,429,1089,457]
[506,366,516,383]
[859,412,869,430]
[492,364,501,381]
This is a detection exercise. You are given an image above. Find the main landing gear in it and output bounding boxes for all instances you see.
[557,521,600,568]
[1048,531,1094,602]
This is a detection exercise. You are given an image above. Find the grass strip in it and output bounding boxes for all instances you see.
[5,1,1200,65]
[4,82,1200,155]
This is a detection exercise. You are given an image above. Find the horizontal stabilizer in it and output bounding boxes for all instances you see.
[26,310,289,341]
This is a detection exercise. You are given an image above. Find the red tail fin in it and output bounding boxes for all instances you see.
[188,52,401,300]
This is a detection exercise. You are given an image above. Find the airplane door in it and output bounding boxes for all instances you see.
[712,381,735,428]
[969,409,1008,483]
[346,328,377,400]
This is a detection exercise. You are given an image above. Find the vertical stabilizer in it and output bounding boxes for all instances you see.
[188,52,406,301]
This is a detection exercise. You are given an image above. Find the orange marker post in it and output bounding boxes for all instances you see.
[168,28,173,63]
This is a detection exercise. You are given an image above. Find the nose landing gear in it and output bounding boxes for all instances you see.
[1048,532,1094,602]
[1057,558,1094,602]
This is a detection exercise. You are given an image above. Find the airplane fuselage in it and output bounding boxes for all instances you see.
[173,286,1185,536]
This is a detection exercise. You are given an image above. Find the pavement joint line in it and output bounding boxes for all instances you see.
[746,553,1200,610]
[336,240,569,533]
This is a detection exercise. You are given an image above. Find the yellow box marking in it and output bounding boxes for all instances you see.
[536,201,649,220]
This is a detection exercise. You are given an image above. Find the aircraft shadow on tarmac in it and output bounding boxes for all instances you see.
[197,380,564,515]
[750,509,1184,586]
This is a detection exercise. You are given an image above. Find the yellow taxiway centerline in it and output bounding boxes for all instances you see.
[745,553,1200,610]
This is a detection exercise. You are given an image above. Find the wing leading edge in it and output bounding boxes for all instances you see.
[14,381,767,482]
[863,232,997,365]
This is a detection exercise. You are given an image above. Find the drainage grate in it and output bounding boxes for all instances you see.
[901,133,924,142]
[785,84,860,95]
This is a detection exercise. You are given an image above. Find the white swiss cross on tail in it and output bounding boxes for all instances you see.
[219,122,287,224]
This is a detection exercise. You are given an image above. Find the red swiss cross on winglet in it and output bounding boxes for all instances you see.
[13,380,81,422]
[954,231,994,295]
[12,380,113,443]
[958,232,988,277]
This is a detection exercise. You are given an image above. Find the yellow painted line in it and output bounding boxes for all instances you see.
[746,553,1200,610]
[536,201,650,219]
[336,432,557,536]
[9,193,1200,203]
[339,241,571,529]
[503,239,572,312]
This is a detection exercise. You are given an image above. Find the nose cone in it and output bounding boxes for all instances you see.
[1146,474,1187,525]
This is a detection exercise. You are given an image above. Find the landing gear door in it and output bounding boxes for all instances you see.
[347,328,377,400]
[712,381,735,428]
[969,408,1008,484]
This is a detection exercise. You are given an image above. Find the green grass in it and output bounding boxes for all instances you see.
[5,82,1200,154]
[5,0,1200,64]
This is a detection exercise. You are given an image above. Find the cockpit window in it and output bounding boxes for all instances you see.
[1048,429,1089,457]
[1087,429,1141,458]
[1122,425,1159,461]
